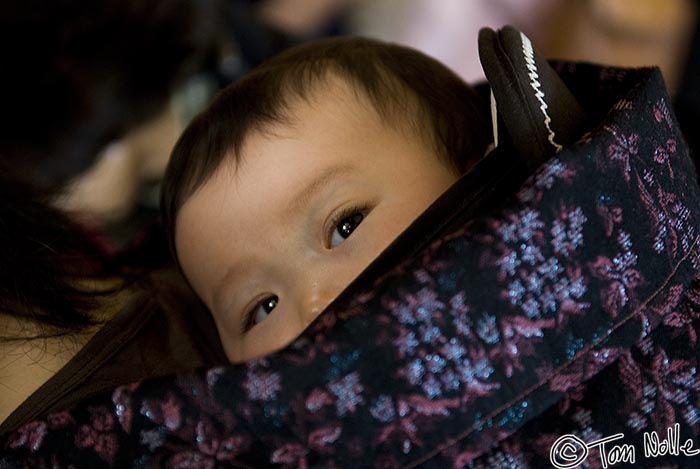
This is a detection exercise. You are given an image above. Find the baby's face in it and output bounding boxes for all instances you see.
[176,79,459,362]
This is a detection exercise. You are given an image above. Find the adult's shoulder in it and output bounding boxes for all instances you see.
[0,266,227,437]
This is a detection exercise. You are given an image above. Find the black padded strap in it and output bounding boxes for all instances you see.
[478,25,586,170]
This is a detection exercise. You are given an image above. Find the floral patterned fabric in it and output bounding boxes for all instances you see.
[3,63,700,468]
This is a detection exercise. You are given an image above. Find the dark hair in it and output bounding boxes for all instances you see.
[0,170,120,340]
[162,36,491,262]
[0,0,224,339]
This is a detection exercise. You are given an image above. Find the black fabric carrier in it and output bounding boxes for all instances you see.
[3,27,700,468]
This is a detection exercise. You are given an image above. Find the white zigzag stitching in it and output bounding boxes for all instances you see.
[520,31,563,153]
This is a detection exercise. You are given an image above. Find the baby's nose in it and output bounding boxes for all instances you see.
[298,280,340,327]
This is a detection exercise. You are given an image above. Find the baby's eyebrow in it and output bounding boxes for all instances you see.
[212,262,254,315]
[286,164,356,217]
[211,164,356,313]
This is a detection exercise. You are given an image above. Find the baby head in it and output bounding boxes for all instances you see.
[162,37,491,362]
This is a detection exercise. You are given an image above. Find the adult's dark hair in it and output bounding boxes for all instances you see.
[161,36,492,263]
[0,0,225,339]
[0,170,120,340]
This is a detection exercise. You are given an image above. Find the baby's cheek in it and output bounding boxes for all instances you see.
[226,312,307,363]
[209,313,243,363]
[370,207,416,248]
[218,329,243,363]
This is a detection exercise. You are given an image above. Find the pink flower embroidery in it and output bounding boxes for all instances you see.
[46,411,73,430]
[7,420,46,451]
[271,443,307,464]
[308,425,342,450]
[600,125,639,181]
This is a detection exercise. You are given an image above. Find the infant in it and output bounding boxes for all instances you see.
[162,36,491,362]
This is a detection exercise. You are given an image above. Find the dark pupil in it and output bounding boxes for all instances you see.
[339,213,363,238]
[263,296,278,313]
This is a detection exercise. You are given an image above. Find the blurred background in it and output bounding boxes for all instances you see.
[2,0,697,255]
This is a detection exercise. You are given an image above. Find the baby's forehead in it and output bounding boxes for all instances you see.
[241,74,426,155]
[282,74,382,123]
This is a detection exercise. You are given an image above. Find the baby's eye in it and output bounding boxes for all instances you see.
[329,211,364,248]
[247,295,278,329]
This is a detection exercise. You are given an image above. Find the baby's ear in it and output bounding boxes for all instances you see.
[478,25,587,171]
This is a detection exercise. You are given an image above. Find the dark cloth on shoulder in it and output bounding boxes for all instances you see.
[0,268,227,437]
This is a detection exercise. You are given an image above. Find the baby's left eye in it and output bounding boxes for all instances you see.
[246,295,278,331]
[329,212,364,248]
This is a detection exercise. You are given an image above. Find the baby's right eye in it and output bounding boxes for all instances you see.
[245,295,278,330]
